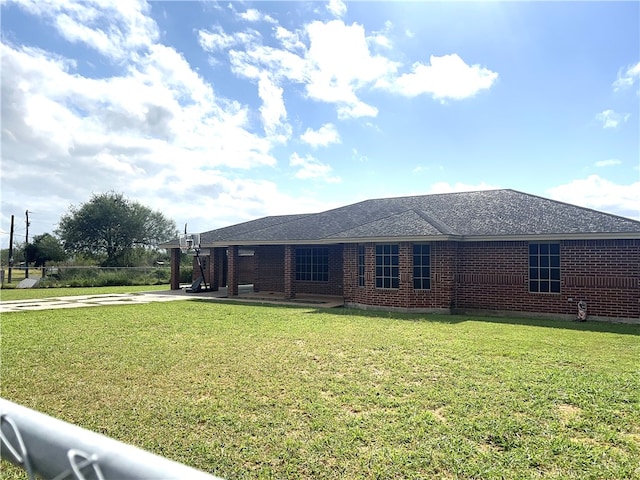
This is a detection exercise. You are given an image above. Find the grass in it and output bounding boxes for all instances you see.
[2,301,639,479]
[0,283,170,301]
[0,268,43,288]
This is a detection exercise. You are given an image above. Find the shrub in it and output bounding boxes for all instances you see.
[38,267,171,288]
[180,267,194,284]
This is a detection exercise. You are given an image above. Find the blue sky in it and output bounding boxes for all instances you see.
[1,0,639,247]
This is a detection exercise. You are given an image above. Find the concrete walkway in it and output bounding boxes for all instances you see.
[0,292,191,313]
[0,286,344,313]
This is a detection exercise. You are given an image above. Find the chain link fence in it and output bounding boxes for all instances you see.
[1,266,183,288]
[1,398,222,480]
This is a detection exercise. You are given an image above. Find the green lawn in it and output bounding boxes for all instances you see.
[0,283,169,301]
[2,302,639,479]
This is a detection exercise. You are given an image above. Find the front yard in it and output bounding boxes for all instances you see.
[2,300,639,479]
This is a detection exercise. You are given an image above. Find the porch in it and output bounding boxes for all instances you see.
[157,284,345,308]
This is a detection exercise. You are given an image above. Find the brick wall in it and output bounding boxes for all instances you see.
[254,245,285,292]
[345,242,400,308]
[254,244,344,295]
[170,248,180,290]
[409,241,456,309]
[227,245,239,296]
[560,239,639,319]
[294,244,344,296]
[255,239,639,320]
[343,242,456,310]
[238,255,255,285]
[454,239,639,319]
[455,241,536,313]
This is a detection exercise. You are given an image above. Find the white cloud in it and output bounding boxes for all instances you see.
[198,26,237,52]
[228,19,398,119]
[304,20,398,116]
[239,8,276,24]
[289,153,341,182]
[594,159,622,168]
[327,0,347,18]
[0,12,293,244]
[595,109,630,129]
[257,73,291,141]
[305,20,398,92]
[412,165,444,174]
[198,26,261,53]
[370,34,392,49]
[229,45,307,83]
[275,26,306,53]
[352,148,368,162]
[228,45,308,137]
[547,175,640,220]
[225,18,494,123]
[368,21,394,50]
[390,54,498,101]
[0,1,523,244]
[7,0,158,60]
[300,123,341,148]
[1,41,278,169]
[337,101,379,119]
[613,61,640,91]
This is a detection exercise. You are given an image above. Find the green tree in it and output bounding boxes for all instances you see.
[57,192,177,266]
[24,233,67,267]
[1,243,23,267]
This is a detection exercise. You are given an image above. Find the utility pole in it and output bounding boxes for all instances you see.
[25,210,30,279]
[8,214,14,283]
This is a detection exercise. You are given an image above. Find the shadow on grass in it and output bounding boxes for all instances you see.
[189,298,639,336]
[325,307,640,335]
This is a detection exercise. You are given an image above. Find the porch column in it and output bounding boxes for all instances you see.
[284,244,296,300]
[227,245,239,297]
[209,248,220,292]
[170,248,181,290]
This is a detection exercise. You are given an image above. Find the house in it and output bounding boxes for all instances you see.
[164,189,640,322]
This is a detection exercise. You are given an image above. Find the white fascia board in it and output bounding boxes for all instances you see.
[196,232,639,249]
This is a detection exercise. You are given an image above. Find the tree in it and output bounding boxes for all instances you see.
[1,243,22,267]
[56,192,177,266]
[25,233,67,267]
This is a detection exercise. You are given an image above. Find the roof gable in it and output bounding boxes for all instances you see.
[329,209,446,239]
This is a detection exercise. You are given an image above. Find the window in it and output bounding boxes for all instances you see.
[529,243,560,293]
[295,247,329,282]
[358,244,365,287]
[375,244,399,289]
[413,244,431,290]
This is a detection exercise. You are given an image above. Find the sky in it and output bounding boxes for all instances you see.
[1,0,639,248]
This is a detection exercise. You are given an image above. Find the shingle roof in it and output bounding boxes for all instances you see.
[166,189,640,247]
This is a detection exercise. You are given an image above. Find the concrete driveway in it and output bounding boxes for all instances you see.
[0,286,344,313]
[0,291,192,313]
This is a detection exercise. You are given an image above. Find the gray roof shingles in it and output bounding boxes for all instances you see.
[166,189,640,247]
